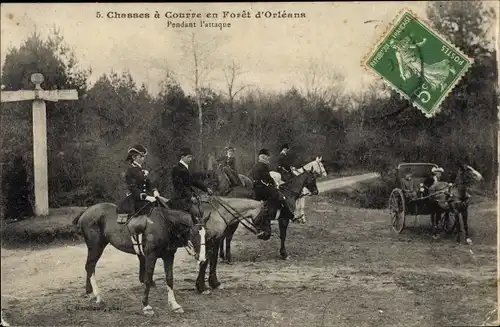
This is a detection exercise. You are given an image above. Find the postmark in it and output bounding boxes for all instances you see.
[362,9,473,118]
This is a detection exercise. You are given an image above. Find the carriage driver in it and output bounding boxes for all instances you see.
[123,144,162,215]
[421,166,444,196]
[251,148,294,240]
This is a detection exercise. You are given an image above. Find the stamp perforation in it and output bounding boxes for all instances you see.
[361,8,474,118]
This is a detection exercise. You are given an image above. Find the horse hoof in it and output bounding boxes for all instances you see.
[432,235,439,240]
[210,281,223,290]
[172,306,184,314]
[466,238,472,245]
[143,305,154,316]
[202,290,211,295]
[280,254,288,261]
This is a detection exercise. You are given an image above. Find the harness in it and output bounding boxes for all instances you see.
[202,195,260,235]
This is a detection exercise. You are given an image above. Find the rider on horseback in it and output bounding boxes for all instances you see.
[251,148,294,240]
[170,147,214,225]
[122,144,161,216]
[217,146,242,187]
[276,143,296,183]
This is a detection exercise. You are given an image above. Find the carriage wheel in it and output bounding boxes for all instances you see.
[441,212,457,234]
[389,188,406,233]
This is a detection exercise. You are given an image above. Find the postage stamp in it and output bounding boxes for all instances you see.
[362,9,474,117]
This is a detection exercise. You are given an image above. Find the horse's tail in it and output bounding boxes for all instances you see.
[72,210,85,226]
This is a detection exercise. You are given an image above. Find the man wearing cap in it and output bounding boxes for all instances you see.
[251,148,294,240]
[217,146,242,187]
[170,147,214,224]
[276,143,296,183]
[121,144,162,216]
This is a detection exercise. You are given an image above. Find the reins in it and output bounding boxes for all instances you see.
[203,196,260,235]
[279,172,315,200]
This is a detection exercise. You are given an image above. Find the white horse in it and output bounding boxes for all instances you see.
[270,156,327,223]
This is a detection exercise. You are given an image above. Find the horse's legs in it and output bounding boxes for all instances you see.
[219,237,226,261]
[138,255,156,287]
[278,217,290,260]
[196,255,210,295]
[84,229,108,303]
[209,239,223,289]
[463,208,471,244]
[221,223,238,264]
[299,195,306,223]
[431,211,439,240]
[162,250,183,313]
[141,252,157,316]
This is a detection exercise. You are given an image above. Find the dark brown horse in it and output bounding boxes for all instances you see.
[427,162,483,243]
[206,167,319,262]
[72,202,207,316]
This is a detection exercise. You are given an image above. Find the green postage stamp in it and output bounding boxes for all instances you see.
[363,9,473,117]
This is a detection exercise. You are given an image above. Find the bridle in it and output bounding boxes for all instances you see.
[295,160,326,179]
[279,170,318,199]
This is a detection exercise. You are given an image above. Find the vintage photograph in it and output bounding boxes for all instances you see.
[1,1,498,326]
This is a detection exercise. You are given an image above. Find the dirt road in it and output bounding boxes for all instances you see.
[1,173,496,327]
[317,172,380,193]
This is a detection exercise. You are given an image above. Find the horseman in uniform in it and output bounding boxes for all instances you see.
[170,147,214,225]
[276,144,296,183]
[251,148,294,240]
[121,144,162,216]
[217,146,242,187]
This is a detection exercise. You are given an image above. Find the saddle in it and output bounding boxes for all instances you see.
[116,196,156,229]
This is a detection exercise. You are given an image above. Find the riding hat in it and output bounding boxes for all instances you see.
[258,148,270,156]
[281,143,290,150]
[179,147,193,158]
[126,144,148,161]
[431,167,444,174]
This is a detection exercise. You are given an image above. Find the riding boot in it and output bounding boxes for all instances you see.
[256,206,273,241]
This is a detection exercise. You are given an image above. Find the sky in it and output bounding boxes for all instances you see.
[1,2,498,97]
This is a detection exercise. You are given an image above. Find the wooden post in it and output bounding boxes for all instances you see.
[0,73,78,216]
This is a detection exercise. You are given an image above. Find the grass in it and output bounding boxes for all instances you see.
[1,206,86,247]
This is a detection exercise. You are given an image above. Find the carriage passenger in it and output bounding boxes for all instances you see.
[401,172,417,198]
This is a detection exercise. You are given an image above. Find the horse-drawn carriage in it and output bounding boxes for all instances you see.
[389,162,455,234]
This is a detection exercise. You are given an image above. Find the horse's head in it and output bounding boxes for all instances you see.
[314,156,328,178]
[303,156,327,178]
[188,222,208,264]
[303,168,319,195]
[459,163,483,184]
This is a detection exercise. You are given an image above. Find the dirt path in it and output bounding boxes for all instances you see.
[1,173,497,327]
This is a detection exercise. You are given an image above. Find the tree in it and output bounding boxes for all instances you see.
[298,56,346,110]
[178,32,226,169]
[426,0,498,188]
[223,60,251,109]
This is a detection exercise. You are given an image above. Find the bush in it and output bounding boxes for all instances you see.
[327,173,394,209]
[1,207,85,246]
